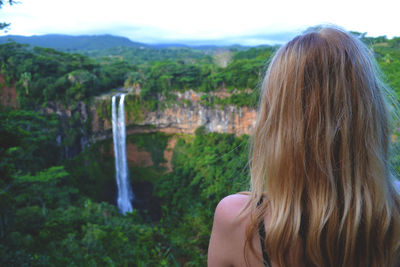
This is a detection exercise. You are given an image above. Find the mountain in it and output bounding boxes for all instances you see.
[0,34,147,51]
[0,34,245,64]
[0,34,251,51]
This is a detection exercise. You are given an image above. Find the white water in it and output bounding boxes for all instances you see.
[112,94,134,214]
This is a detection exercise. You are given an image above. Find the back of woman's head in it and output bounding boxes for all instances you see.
[248,26,400,266]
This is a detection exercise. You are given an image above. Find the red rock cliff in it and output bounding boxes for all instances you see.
[92,90,257,141]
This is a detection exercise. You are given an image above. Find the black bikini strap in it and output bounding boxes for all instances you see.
[257,198,271,267]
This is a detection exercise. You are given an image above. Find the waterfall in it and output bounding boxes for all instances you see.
[112,94,134,214]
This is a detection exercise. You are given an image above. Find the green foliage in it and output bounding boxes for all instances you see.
[124,94,146,122]
[155,131,250,265]
[1,113,250,266]
[64,139,116,202]
[232,46,277,60]
[201,90,260,108]
[1,198,173,266]
[0,36,273,111]
[84,45,213,67]
[140,55,267,100]
[0,121,176,266]
[217,90,259,107]
[374,47,400,96]
[224,58,266,89]
[13,166,77,213]
[0,42,138,108]
[95,98,112,121]
[0,109,61,175]
[141,61,205,98]
[17,166,68,183]
[129,166,164,184]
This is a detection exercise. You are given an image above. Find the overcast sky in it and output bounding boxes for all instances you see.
[0,0,399,46]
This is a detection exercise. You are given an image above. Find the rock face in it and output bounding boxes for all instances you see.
[109,137,176,173]
[92,90,257,142]
[162,137,177,172]
[126,143,154,167]
[1,79,257,160]
[139,104,256,135]
[89,90,257,172]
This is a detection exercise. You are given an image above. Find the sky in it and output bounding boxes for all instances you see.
[0,0,399,46]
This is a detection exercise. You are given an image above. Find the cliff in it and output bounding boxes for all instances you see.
[91,90,256,142]
[0,78,256,160]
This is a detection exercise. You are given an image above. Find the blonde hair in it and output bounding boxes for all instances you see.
[246,26,400,266]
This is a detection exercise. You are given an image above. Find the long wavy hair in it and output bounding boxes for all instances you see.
[245,26,400,266]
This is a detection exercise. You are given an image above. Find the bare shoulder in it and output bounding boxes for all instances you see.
[208,193,251,266]
[211,193,251,241]
[213,193,250,226]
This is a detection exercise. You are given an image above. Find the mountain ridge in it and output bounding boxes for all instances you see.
[0,33,252,51]
[0,34,147,51]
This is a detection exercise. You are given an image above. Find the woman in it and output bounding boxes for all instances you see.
[208,26,400,267]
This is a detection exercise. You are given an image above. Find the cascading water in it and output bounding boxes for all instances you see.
[112,94,134,214]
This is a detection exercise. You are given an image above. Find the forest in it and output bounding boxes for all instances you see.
[1,33,400,266]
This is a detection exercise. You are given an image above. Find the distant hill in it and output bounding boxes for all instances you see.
[0,34,257,65]
[0,34,147,51]
[0,34,251,51]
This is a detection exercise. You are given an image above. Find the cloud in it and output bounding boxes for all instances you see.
[1,0,400,45]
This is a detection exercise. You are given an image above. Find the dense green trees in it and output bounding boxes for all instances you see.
[155,130,249,265]
[0,43,138,107]
[83,45,214,66]
[0,110,249,266]
[0,111,175,266]
[0,41,275,108]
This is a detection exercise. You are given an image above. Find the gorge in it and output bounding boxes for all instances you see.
[25,87,257,216]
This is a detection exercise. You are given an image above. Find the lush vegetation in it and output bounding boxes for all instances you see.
[83,46,214,67]
[0,110,248,265]
[0,39,276,109]
[371,36,400,96]
[0,42,139,107]
[0,34,400,266]
[0,34,246,65]
[155,129,249,264]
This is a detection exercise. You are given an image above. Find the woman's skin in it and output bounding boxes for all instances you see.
[208,194,304,267]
